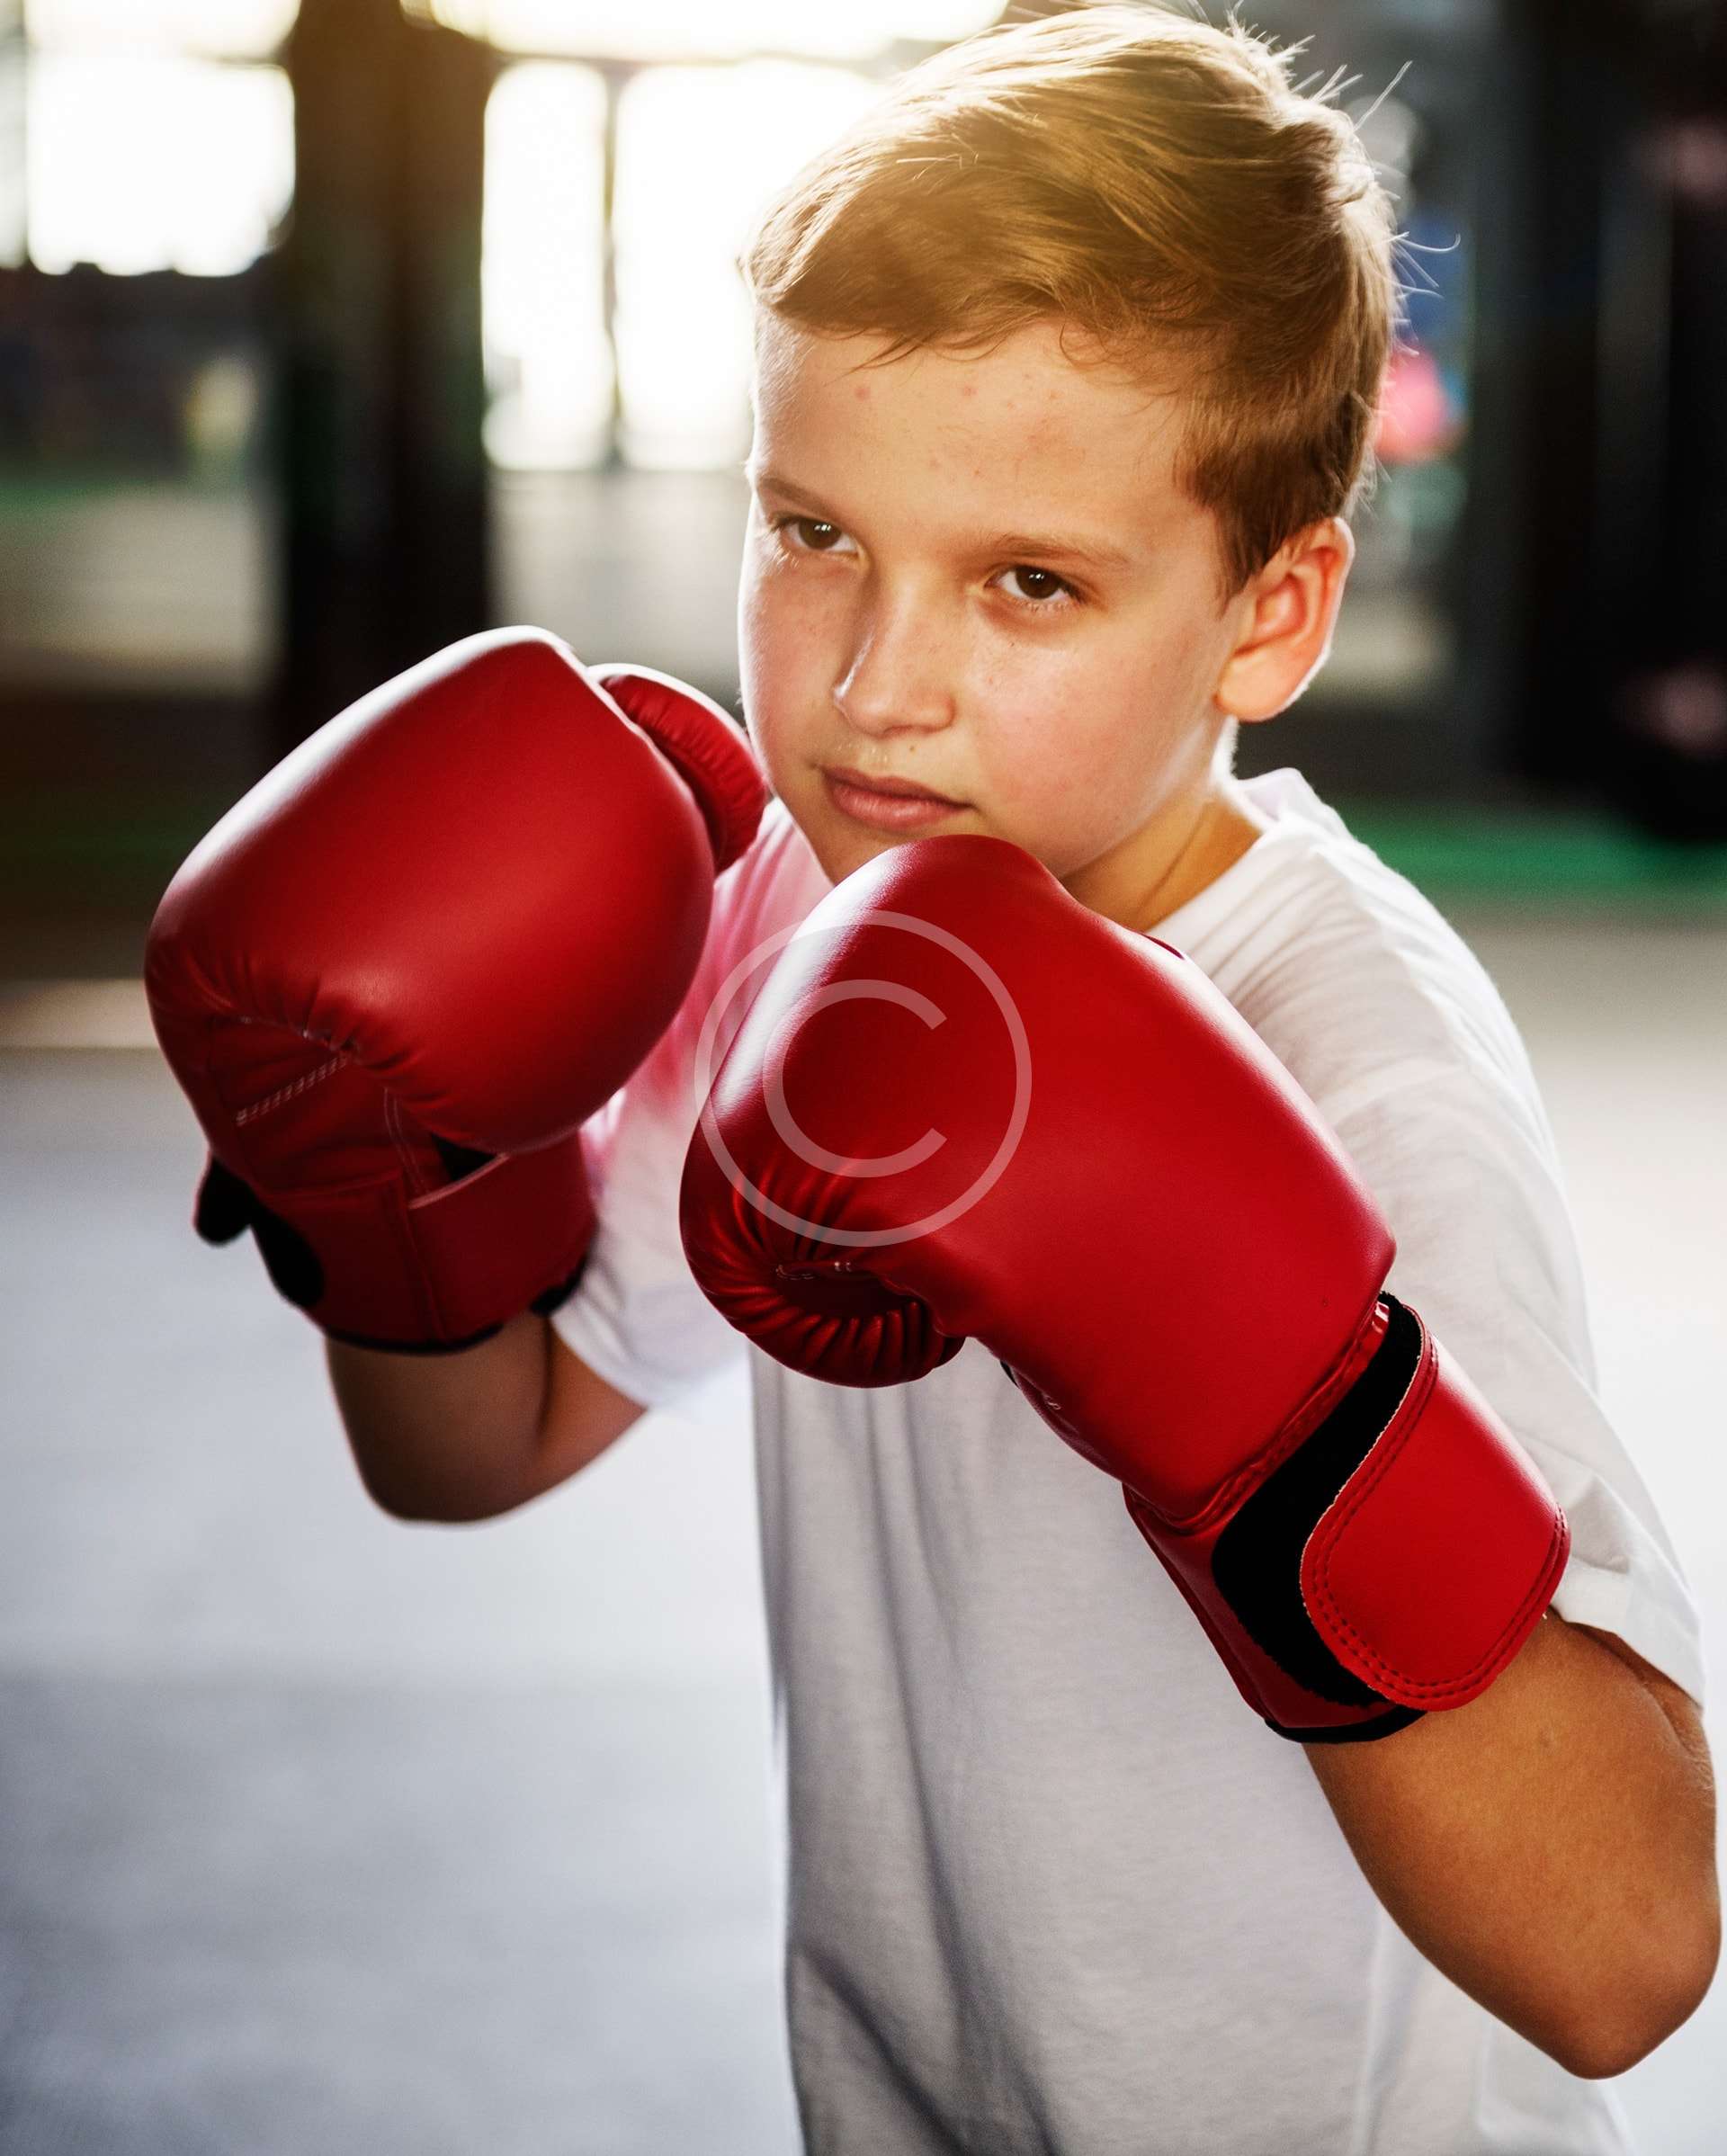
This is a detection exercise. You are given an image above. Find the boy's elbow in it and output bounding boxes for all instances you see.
[358,1477,443,1525]
[1564,1993,1699,2082]
[354,1466,508,1525]
[1560,1905,1721,2080]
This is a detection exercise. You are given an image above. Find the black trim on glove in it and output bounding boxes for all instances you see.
[192,1154,590,1355]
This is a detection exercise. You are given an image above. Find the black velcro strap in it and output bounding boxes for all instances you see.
[1212,1296,1424,1712]
[1262,1702,1427,1745]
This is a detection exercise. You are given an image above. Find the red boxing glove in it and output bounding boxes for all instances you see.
[147,627,765,1353]
[678,834,1570,1741]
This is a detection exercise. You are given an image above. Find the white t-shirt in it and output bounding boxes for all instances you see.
[553,767,1705,2156]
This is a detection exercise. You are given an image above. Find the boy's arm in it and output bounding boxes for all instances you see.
[1304,1609,1720,2080]
[327,1314,645,1523]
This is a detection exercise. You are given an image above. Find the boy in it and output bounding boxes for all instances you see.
[150,5,1717,2151]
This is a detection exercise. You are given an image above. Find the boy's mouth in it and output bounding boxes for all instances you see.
[822,768,971,834]
[823,765,966,806]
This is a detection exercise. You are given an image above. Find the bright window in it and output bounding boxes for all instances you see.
[0,36,22,268]
[26,51,292,275]
[416,0,998,62]
[613,60,879,467]
[23,0,296,58]
[481,61,611,470]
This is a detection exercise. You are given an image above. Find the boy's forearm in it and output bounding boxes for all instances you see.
[325,1307,552,1522]
[1303,1609,1720,2079]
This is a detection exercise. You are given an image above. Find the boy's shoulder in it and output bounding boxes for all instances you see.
[1163,768,1543,1136]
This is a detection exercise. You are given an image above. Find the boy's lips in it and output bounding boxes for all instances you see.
[822,769,970,834]
[823,765,966,805]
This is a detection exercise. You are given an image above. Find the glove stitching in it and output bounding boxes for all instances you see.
[1161,1299,1386,1537]
[1302,1329,1567,1704]
[386,1092,438,1199]
[233,1054,345,1126]
[1309,1507,1566,1706]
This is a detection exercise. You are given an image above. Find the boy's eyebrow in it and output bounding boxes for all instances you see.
[747,464,1138,575]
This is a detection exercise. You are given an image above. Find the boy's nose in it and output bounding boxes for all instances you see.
[833,605,959,736]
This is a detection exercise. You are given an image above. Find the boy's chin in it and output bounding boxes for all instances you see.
[802,801,984,887]
[804,822,905,889]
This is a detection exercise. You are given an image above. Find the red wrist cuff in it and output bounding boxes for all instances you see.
[1124,1296,1570,1741]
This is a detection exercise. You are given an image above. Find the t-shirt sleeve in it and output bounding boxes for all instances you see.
[1326,1068,1707,1711]
[549,1058,745,1416]
[550,802,829,1417]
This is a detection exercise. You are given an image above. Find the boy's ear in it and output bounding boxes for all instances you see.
[1213,517,1356,725]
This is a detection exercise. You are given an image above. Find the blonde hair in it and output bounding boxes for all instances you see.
[742,1,1409,610]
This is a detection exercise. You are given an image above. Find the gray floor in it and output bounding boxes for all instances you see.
[2,910,1724,2153]
[2,1043,800,2155]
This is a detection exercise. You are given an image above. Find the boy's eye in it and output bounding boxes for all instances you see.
[998,565,1076,609]
[778,515,847,552]
[770,514,1079,612]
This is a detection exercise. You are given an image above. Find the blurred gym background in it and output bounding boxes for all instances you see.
[2,1,1723,2150]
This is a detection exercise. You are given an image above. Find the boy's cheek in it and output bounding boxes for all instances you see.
[741,596,832,740]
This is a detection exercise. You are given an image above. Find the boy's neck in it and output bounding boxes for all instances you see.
[1069,778,1270,935]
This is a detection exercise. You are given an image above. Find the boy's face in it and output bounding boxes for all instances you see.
[739,315,1350,925]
